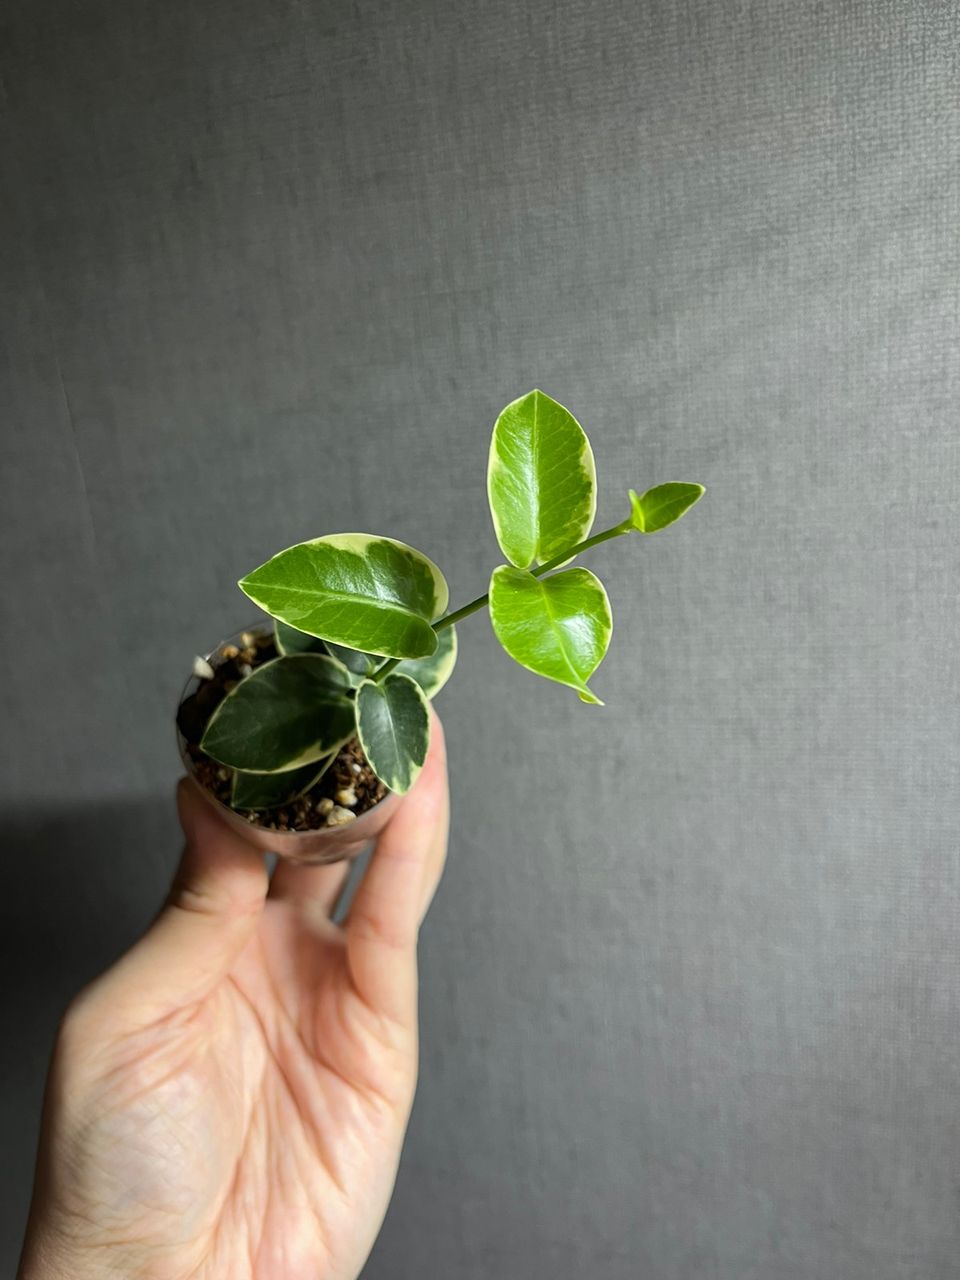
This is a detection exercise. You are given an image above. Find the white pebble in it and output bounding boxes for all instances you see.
[325,805,357,827]
[317,797,334,816]
[351,762,362,775]
[239,663,253,677]
[335,786,358,808]
[192,655,215,680]
[240,632,257,648]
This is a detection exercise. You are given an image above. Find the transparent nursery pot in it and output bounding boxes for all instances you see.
[176,624,400,865]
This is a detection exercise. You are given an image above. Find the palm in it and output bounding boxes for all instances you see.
[119,908,418,1279]
[23,722,448,1280]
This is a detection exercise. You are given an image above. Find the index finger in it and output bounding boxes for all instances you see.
[345,711,449,1026]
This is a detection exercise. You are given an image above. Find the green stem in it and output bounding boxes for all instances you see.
[530,519,634,577]
[372,518,634,682]
[372,656,401,680]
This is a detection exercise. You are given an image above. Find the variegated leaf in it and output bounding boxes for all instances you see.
[240,534,448,660]
[355,672,430,794]
[487,389,596,569]
[201,654,354,772]
[230,754,335,810]
[488,565,611,704]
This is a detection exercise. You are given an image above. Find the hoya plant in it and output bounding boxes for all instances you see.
[192,390,704,817]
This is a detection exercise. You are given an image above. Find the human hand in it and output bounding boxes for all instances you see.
[17,717,449,1280]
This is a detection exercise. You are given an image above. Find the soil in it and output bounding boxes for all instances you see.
[177,628,387,832]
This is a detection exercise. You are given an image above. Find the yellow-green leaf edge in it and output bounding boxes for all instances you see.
[355,672,431,794]
[488,564,612,706]
[487,389,598,569]
[239,533,449,659]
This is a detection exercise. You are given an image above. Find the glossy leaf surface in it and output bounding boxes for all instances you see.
[201,655,354,772]
[355,672,430,794]
[487,390,596,569]
[489,565,611,704]
[628,482,705,533]
[240,534,448,659]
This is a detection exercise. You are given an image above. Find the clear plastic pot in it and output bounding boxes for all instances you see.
[176,624,399,865]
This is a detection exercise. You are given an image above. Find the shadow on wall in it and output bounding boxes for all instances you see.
[0,795,181,1269]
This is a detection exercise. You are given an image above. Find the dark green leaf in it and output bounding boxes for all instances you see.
[201,654,354,772]
[323,640,378,679]
[230,755,334,811]
[355,673,430,794]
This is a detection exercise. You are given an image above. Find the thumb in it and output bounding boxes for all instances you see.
[87,778,268,1025]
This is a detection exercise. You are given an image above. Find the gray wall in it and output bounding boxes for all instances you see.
[2,1,959,1275]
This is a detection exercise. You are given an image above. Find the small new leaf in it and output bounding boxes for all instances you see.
[355,673,430,794]
[230,755,334,811]
[487,389,597,569]
[240,534,448,660]
[201,654,354,772]
[488,565,612,704]
[628,483,705,533]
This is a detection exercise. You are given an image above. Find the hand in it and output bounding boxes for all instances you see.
[17,717,449,1280]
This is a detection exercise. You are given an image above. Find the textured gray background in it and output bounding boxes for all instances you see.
[2,0,959,1275]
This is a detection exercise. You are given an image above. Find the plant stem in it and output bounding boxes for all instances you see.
[432,594,490,632]
[530,519,634,577]
[371,517,634,682]
[372,656,401,680]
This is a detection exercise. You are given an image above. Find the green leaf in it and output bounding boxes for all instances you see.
[274,619,327,655]
[487,389,597,570]
[392,624,458,699]
[230,755,334,811]
[240,534,448,660]
[488,565,612,704]
[201,654,354,772]
[355,673,430,794]
[628,483,705,533]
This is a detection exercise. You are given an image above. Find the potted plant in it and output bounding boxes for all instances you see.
[176,389,704,862]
